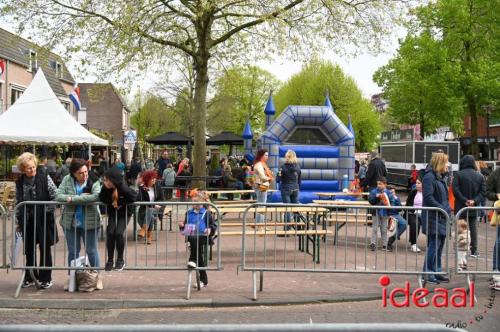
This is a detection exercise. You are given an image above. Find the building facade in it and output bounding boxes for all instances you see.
[79,83,131,160]
[0,28,76,116]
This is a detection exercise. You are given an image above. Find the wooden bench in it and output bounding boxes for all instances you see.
[220,221,307,227]
[214,200,256,205]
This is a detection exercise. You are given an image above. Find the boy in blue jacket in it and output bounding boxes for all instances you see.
[179,191,216,288]
[368,177,396,251]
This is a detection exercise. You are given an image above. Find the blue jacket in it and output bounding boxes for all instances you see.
[182,207,216,236]
[368,188,398,217]
[422,166,451,236]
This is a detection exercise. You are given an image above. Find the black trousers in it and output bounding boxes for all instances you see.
[24,238,53,283]
[188,236,208,284]
[466,215,478,253]
[408,214,421,245]
[106,215,128,261]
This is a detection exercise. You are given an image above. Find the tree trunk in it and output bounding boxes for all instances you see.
[192,56,209,189]
[469,98,479,158]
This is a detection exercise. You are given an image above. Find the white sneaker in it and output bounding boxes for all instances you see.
[187,261,197,269]
[193,281,207,288]
[410,244,421,253]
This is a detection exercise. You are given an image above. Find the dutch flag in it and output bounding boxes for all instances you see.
[69,85,81,111]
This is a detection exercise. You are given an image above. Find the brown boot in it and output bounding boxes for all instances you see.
[137,224,147,238]
[147,231,153,244]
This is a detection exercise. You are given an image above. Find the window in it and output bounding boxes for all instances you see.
[285,127,332,145]
[61,101,71,113]
[28,50,37,72]
[10,86,24,105]
[55,62,63,79]
[122,110,128,129]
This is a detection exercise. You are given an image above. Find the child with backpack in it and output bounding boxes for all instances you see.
[179,190,217,288]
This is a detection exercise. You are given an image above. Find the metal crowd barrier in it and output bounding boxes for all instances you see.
[454,207,500,288]
[10,201,221,299]
[241,203,451,300]
[0,203,7,269]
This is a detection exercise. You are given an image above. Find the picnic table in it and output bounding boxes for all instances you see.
[206,189,277,195]
[212,204,331,263]
[314,192,369,199]
[312,199,371,207]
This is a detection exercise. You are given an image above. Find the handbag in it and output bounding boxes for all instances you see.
[490,200,500,227]
[258,184,269,192]
[76,267,99,292]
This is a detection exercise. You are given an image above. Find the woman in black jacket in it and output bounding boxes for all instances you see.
[277,150,301,230]
[15,152,58,289]
[136,170,164,244]
[99,167,137,271]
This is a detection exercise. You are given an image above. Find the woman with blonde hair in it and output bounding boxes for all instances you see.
[422,152,451,284]
[277,150,301,230]
[15,152,58,289]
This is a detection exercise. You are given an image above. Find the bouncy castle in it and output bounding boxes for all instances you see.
[242,94,355,203]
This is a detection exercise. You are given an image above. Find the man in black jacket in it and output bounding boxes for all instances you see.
[452,155,485,257]
[362,151,387,191]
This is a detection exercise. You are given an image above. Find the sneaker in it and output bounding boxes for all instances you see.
[193,281,207,289]
[370,243,376,251]
[470,252,480,258]
[21,280,35,288]
[410,244,421,253]
[493,281,500,291]
[104,261,114,272]
[382,245,393,252]
[187,261,197,269]
[435,275,450,283]
[426,276,440,285]
[40,281,53,289]
[114,260,125,271]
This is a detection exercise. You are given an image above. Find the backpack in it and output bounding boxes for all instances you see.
[182,208,208,236]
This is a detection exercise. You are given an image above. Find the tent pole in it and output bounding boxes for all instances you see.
[88,144,92,161]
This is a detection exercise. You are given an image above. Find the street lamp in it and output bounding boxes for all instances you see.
[482,104,494,160]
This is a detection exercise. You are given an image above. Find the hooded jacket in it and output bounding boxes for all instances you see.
[277,162,301,191]
[362,156,387,189]
[486,167,500,202]
[99,167,137,219]
[452,155,485,217]
[422,165,451,236]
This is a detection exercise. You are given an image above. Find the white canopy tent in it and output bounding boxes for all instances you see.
[0,69,108,146]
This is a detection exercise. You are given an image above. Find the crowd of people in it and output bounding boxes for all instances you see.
[11,146,500,292]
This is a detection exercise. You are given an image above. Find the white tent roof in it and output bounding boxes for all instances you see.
[0,69,108,146]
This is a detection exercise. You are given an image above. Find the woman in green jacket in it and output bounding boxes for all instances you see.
[56,158,102,287]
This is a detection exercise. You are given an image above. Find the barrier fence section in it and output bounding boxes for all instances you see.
[454,207,500,285]
[1,203,7,269]
[11,201,221,299]
[241,203,451,300]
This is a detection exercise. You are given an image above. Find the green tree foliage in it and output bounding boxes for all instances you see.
[274,60,381,151]
[208,66,279,136]
[374,0,499,156]
[373,33,464,136]
[1,0,406,181]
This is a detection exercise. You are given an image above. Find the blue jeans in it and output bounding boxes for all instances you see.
[424,234,446,275]
[64,227,100,272]
[281,189,299,223]
[494,226,500,271]
[255,188,268,224]
[391,214,408,240]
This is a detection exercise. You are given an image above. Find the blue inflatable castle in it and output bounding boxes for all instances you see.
[242,93,355,203]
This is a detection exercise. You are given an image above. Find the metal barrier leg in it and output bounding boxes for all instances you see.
[196,270,201,291]
[259,271,264,292]
[186,269,193,300]
[30,269,41,289]
[14,270,26,298]
[252,271,257,301]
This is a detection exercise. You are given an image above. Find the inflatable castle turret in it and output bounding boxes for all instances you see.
[257,91,356,203]
[242,119,253,157]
